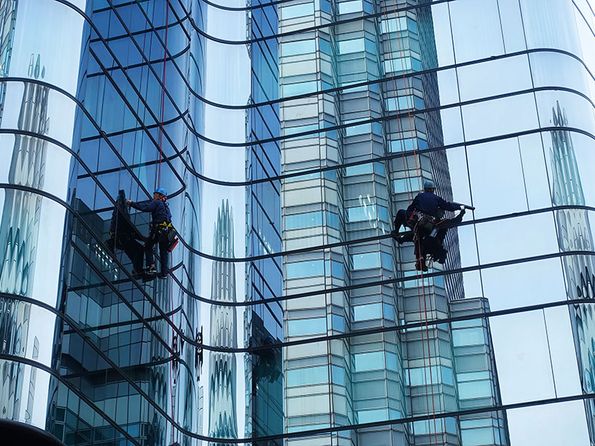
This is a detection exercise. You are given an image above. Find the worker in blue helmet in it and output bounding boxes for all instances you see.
[127,187,173,278]
[393,179,468,271]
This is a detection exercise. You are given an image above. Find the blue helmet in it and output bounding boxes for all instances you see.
[423,180,435,191]
[154,187,167,197]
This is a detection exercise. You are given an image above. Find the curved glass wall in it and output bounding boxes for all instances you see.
[0,0,593,445]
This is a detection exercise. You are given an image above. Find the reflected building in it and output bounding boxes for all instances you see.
[46,197,172,445]
[44,1,202,445]
[0,53,48,422]
[209,200,238,444]
[244,1,284,441]
[0,0,593,444]
[551,101,595,441]
[279,1,507,445]
[0,0,16,121]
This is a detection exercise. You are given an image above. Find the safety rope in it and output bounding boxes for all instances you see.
[152,1,176,443]
[156,0,170,191]
[384,9,439,444]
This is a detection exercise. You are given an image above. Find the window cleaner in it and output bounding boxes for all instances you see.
[393,180,474,271]
[127,187,177,279]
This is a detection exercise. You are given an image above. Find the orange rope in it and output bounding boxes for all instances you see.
[156,0,170,191]
[386,11,439,445]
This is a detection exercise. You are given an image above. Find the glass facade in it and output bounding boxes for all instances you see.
[0,1,592,446]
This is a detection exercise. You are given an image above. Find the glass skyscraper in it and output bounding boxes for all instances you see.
[0,0,593,446]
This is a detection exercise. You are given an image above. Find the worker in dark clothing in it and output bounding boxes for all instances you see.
[392,180,466,271]
[106,190,145,279]
[127,187,173,278]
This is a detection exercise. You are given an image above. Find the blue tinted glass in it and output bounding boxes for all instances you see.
[441,366,455,385]
[281,2,314,19]
[452,327,486,346]
[281,39,316,56]
[287,365,328,386]
[345,122,371,136]
[384,57,412,73]
[288,317,327,336]
[319,38,332,55]
[352,252,381,270]
[326,211,340,229]
[345,163,374,176]
[358,409,387,423]
[446,418,458,434]
[281,81,318,96]
[283,123,319,136]
[378,206,389,223]
[457,371,490,382]
[433,274,445,288]
[458,380,493,399]
[461,419,493,429]
[326,260,345,279]
[354,351,384,371]
[390,137,417,152]
[381,17,407,33]
[286,212,323,229]
[452,319,482,329]
[330,314,346,332]
[461,428,496,446]
[347,206,368,222]
[332,365,346,386]
[373,162,385,175]
[318,0,332,14]
[286,260,324,278]
[338,0,362,14]
[386,352,398,371]
[381,252,393,269]
[285,172,321,182]
[353,303,382,321]
[338,38,365,54]
[383,303,395,321]
[394,177,422,194]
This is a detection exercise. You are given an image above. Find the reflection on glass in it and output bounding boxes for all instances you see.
[551,101,595,440]
[208,200,238,443]
[0,54,48,422]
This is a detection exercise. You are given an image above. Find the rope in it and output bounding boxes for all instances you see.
[157,3,178,444]
[383,8,439,443]
[156,0,170,191]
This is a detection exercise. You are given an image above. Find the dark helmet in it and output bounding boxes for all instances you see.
[423,180,435,192]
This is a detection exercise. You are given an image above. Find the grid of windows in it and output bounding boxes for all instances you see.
[0,0,593,445]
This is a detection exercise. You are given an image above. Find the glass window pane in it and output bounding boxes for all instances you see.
[287,317,327,336]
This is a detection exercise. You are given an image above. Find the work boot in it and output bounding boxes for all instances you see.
[415,258,428,272]
[146,265,157,275]
[436,248,447,264]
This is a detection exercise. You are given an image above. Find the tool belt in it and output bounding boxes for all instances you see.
[152,221,179,252]
[411,211,437,239]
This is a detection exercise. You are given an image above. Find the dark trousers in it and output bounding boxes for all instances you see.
[418,212,465,260]
[145,230,169,274]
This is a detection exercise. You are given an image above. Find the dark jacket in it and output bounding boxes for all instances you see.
[130,199,172,226]
[408,191,460,218]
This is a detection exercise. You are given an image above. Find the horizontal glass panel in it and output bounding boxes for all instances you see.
[287,317,327,336]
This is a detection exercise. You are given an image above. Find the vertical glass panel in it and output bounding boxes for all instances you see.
[449,0,505,63]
